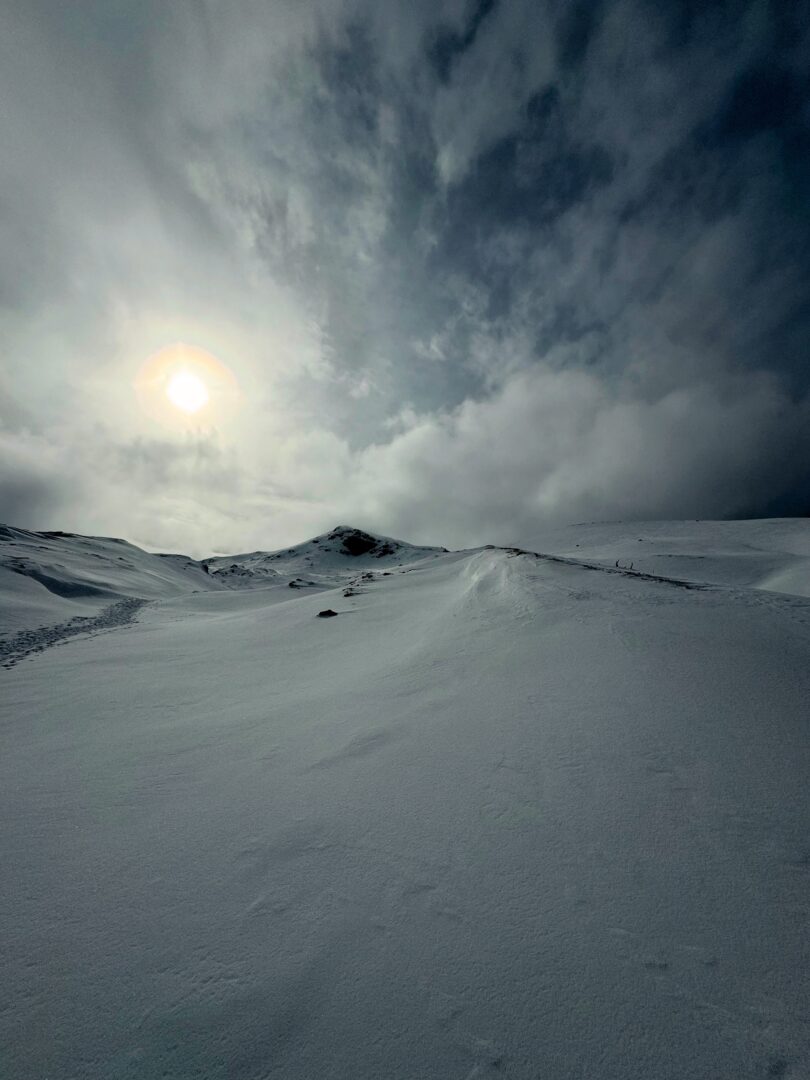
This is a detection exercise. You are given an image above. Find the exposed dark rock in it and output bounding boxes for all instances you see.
[339,531,378,556]
[317,609,339,618]
[325,526,402,559]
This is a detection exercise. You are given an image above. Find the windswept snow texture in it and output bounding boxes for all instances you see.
[2,520,810,1079]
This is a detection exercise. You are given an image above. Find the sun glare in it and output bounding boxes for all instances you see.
[134,343,241,426]
[166,371,209,413]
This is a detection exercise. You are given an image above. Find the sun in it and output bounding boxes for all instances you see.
[166,370,209,413]
[134,343,241,426]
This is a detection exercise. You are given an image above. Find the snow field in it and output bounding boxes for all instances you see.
[2,524,809,1078]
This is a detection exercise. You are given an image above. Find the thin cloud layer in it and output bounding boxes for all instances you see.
[1,0,808,553]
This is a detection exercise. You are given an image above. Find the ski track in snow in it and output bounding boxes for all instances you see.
[0,597,150,669]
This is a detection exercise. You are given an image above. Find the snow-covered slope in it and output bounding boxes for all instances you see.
[0,524,218,636]
[2,520,809,1079]
[528,517,810,596]
[203,525,446,590]
[0,524,444,655]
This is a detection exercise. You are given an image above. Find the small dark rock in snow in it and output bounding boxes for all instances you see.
[317,609,339,618]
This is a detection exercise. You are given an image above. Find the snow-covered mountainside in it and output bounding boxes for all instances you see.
[0,524,445,650]
[0,524,217,636]
[2,520,810,1078]
[524,517,810,596]
[203,524,447,589]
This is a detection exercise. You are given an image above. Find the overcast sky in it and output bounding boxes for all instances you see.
[1,0,809,554]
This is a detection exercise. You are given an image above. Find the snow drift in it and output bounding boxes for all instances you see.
[2,520,809,1079]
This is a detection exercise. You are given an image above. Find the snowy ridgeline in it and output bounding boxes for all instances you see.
[1,520,810,1079]
[0,523,446,642]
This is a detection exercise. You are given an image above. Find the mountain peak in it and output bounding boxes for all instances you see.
[322,526,397,557]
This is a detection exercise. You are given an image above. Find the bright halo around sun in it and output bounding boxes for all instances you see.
[166,370,209,413]
[134,343,240,427]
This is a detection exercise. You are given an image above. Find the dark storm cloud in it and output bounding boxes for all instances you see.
[435,85,615,320]
[1,0,809,551]
[0,431,81,527]
[429,0,499,83]
[0,471,63,528]
[556,1,606,70]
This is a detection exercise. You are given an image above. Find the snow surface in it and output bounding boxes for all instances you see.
[2,521,809,1078]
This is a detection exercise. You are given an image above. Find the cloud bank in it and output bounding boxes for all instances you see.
[1,0,808,553]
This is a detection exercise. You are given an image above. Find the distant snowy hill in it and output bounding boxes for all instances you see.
[2,519,810,1078]
[0,524,217,638]
[523,517,810,596]
[4,519,808,640]
[0,524,445,642]
[203,525,447,589]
